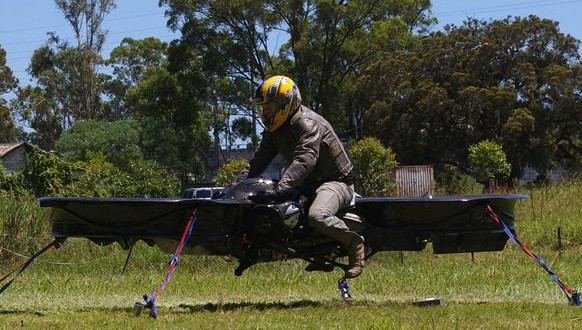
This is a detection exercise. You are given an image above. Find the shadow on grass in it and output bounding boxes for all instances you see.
[0,299,407,317]
[0,309,44,316]
[176,299,323,312]
[174,299,410,313]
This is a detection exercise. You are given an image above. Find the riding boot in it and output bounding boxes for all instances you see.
[309,219,366,278]
[345,234,365,278]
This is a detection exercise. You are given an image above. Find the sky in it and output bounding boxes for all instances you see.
[1,0,582,87]
[431,0,582,37]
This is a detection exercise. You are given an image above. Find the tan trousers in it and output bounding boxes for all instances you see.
[307,181,362,247]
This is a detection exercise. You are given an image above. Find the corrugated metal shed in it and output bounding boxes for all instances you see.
[395,165,435,197]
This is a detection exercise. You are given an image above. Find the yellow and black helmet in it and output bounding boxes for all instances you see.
[254,75,302,132]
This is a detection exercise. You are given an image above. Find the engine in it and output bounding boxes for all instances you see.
[221,178,303,244]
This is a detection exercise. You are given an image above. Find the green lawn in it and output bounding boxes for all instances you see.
[1,181,582,329]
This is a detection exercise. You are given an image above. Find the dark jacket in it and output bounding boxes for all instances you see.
[248,105,353,193]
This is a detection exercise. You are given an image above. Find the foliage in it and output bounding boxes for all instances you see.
[213,158,249,187]
[0,166,28,198]
[6,3,580,193]
[468,140,511,191]
[21,146,75,197]
[136,117,182,169]
[62,152,180,198]
[55,119,142,168]
[434,164,482,195]
[1,182,582,328]
[356,16,581,181]
[124,58,212,184]
[105,37,168,118]
[9,2,213,187]
[1,46,18,142]
[2,142,179,198]
[0,47,17,94]
[0,100,17,143]
[0,195,50,264]
[105,35,212,182]
[348,137,397,196]
[12,0,116,150]
[60,151,118,197]
[111,157,181,197]
[160,0,434,143]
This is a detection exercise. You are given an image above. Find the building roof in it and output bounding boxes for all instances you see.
[0,142,26,157]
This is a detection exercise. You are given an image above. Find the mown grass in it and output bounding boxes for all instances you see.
[1,181,582,329]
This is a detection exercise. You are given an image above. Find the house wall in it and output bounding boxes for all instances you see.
[0,144,27,174]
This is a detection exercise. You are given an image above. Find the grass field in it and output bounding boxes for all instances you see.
[1,181,581,329]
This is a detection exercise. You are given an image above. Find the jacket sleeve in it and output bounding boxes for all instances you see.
[277,117,321,193]
[248,131,278,178]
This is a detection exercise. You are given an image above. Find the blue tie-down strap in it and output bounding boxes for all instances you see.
[486,205,580,306]
[143,293,158,318]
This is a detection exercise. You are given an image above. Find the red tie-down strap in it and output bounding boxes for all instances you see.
[142,210,197,318]
[486,205,580,305]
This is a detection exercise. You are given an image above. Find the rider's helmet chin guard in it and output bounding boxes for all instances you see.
[254,75,302,132]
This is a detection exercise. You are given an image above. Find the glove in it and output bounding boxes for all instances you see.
[248,187,281,204]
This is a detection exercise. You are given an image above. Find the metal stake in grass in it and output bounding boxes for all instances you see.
[338,277,351,301]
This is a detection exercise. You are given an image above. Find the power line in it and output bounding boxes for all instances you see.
[5,33,177,57]
[2,26,174,46]
[0,12,167,34]
[6,35,177,63]
[434,0,582,17]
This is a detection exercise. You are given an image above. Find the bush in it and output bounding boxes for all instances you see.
[0,195,51,265]
[434,164,483,195]
[63,152,180,197]
[214,158,249,187]
[0,166,27,197]
[22,147,75,197]
[468,140,511,192]
[349,137,397,196]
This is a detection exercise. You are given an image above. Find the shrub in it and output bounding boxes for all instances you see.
[349,137,397,196]
[63,152,180,197]
[468,140,511,192]
[0,195,50,265]
[214,158,249,187]
[22,147,75,197]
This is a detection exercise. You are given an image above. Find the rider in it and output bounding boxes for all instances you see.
[246,75,365,278]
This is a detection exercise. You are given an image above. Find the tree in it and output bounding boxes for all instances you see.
[468,140,511,192]
[103,36,212,184]
[55,122,182,197]
[55,119,142,168]
[105,37,169,118]
[159,0,434,149]
[348,137,397,197]
[356,15,581,181]
[161,0,274,150]
[275,0,434,131]
[13,0,116,149]
[0,47,18,142]
[124,63,212,183]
